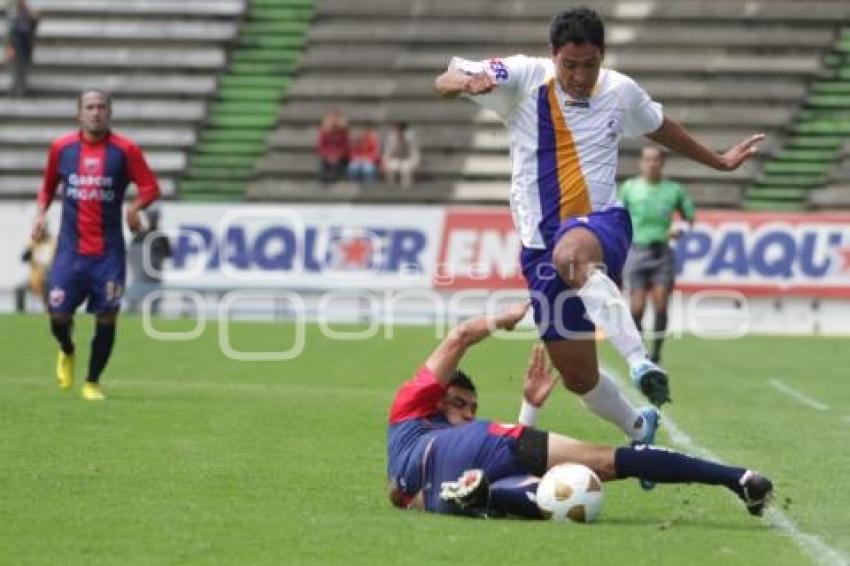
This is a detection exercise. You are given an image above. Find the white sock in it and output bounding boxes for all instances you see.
[581,370,646,441]
[577,270,647,367]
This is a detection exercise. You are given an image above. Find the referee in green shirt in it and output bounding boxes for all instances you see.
[620,146,695,364]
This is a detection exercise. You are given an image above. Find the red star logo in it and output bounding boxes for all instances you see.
[339,237,372,268]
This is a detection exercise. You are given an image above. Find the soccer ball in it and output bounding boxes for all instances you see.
[536,464,604,523]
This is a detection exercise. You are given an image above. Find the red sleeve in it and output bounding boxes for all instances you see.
[316,130,329,155]
[126,143,160,206]
[388,366,447,425]
[37,141,62,210]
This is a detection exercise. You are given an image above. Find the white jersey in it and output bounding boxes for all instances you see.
[450,55,663,249]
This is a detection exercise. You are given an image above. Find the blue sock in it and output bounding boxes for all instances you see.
[50,318,74,354]
[87,322,115,384]
[615,445,745,495]
[488,475,543,519]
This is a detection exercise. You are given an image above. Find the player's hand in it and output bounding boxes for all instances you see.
[31,210,46,241]
[464,72,497,95]
[717,133,765,171]
[668,227,684,240]
[523,344,558,408]
[497,301,530,331]
[126,206,142,233]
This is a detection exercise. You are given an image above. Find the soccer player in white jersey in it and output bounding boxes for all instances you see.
[434,7,763,476]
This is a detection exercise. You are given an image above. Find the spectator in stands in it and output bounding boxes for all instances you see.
[620,146,695,364]
[316,110,350,184]
[127,207,171,315]
[4,0,39,97]
[348,124,381,183]
[383,121,420,188]
[20,220,56,307]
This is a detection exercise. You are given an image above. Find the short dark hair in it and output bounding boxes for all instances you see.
[448,369,476,394]
[549,7,605,52]
[78,89,112,110]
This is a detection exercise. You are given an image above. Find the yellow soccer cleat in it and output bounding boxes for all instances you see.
[56,351,74,390]
[81,383,106,401]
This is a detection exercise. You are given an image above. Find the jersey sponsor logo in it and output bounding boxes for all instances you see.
[487,58,509,82]
[64,186,116,202]
[68,173,114,188]
[171,224,428,274]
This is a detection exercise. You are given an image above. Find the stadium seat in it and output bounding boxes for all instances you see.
[250,0,842,207]
[0,0,247,202]
[179,0,316,201]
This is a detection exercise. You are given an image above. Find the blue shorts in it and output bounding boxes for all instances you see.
[48,251,126,315]
[521,207,632,341]
[421,420,531,513]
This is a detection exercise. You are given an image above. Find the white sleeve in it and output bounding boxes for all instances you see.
[448,54,539,120]
[621,76,664,139]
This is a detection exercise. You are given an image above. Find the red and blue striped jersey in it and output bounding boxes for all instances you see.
[387,367,452,496]
[37,130,160,256]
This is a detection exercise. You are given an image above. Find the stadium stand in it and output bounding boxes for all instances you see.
[750,25,850,210]
[180,0,316,201]
[0,0,247,199]
[250,0,847,208]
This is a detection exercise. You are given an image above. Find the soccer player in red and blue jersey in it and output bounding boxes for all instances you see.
[31,89,160,401]
[387,303,773,519]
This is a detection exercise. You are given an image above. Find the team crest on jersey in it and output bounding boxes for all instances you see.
[605,117,621,142]
[49,287,65,308]
[84,157,100,171]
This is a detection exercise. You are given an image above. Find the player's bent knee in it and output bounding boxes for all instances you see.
[552,243,596,288]
[559,369,598,395]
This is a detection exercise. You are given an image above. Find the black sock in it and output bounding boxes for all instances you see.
[487,475,543,519]
[87,322,116,384]
[632,312,643,333]
[615,445,745,496]
[651,311,668,362]
[50,318,74,355]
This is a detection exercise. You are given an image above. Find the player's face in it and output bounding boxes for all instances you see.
[439,386,478,425]
[552,42,603,100]
[77,92,112,138]
[639,147,665,182]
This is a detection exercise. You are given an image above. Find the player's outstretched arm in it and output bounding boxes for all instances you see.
[425,302,529,384]
[434,69,497,98]
[647,115,764,172]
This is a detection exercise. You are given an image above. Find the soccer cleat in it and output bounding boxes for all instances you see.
[439,469,489,513]
[630,359,671,406]
[737,470,773,517]
[56,351,74,390]
[633,407,660,491]
[81,382,106,401]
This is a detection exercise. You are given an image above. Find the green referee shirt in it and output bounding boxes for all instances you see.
[619,177,696,246]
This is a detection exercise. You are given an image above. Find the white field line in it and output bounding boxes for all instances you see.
[603,365,848,566]
[768,379,830,412]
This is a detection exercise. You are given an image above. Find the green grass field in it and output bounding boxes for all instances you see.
[1,314,848,565]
